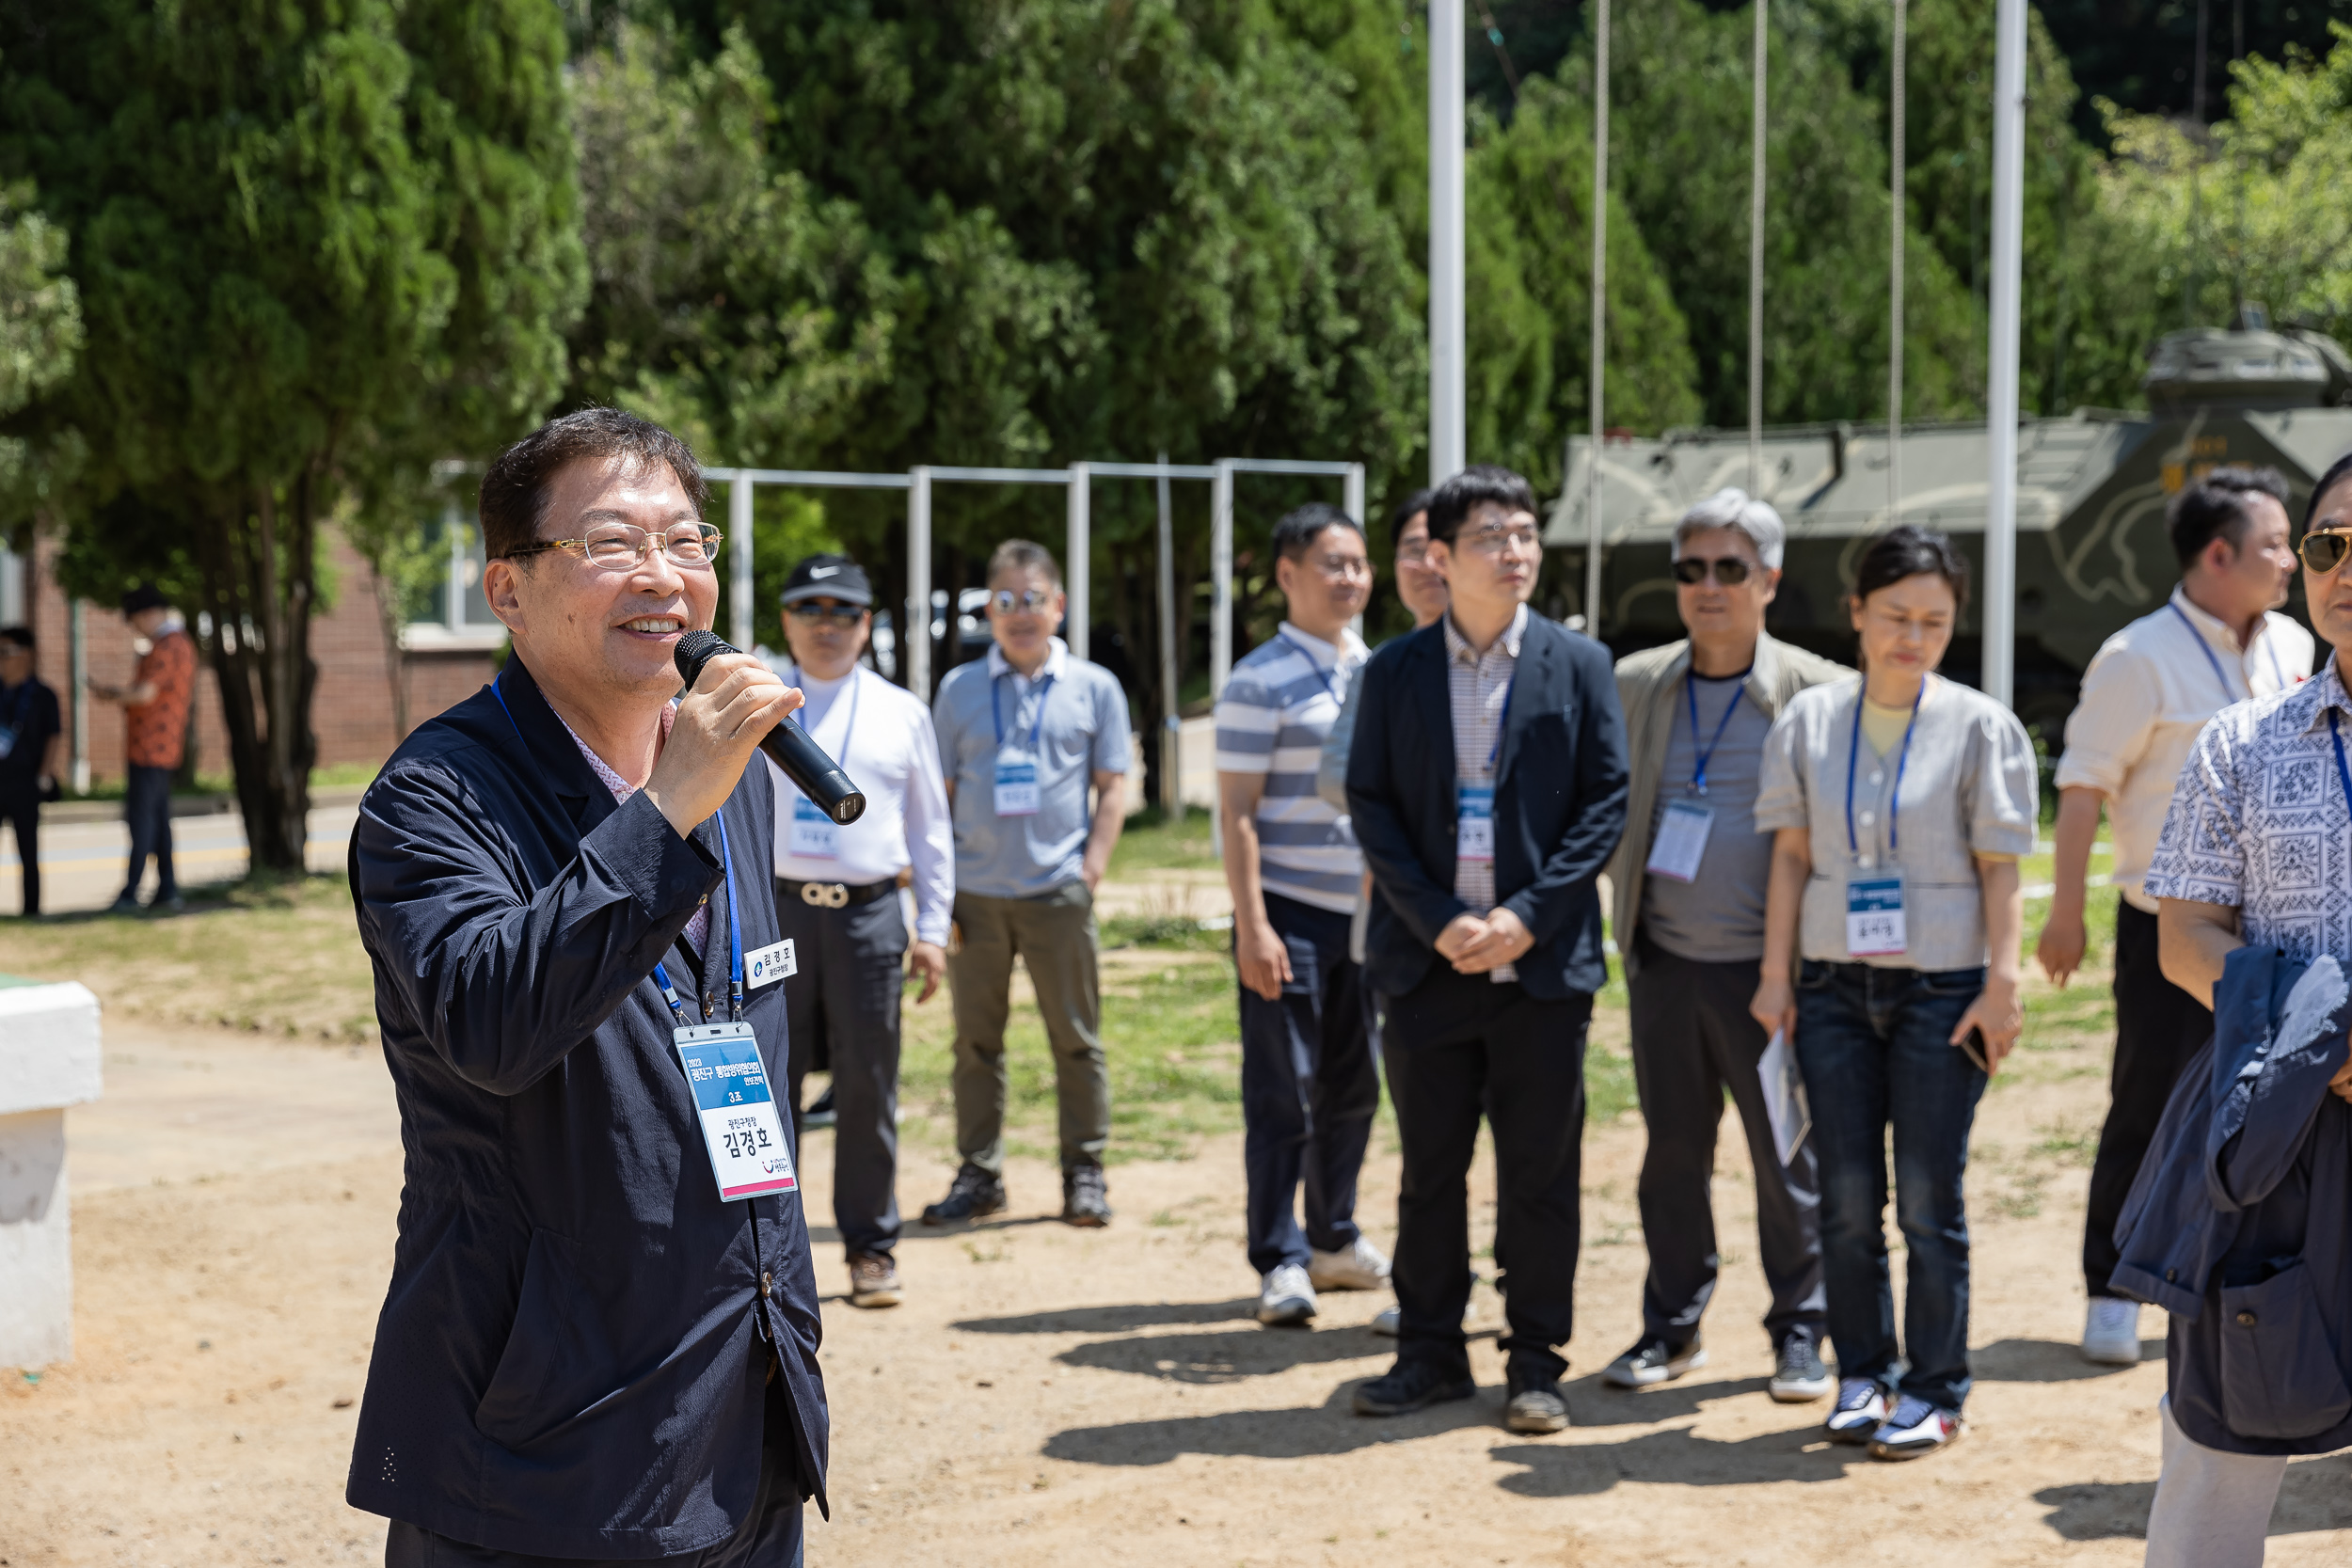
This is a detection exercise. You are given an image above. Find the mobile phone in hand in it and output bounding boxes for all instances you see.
[1959,1027,1992,1073]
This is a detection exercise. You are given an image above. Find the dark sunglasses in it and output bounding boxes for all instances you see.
[1671,556,1755,587]
[787,602,866,625]
[2299,530,2352,576]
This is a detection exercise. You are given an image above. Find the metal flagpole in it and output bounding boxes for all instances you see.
[1889,0,1906,523]
[729,476,754,652]
[1983,0,2026,708]
[1065,462,1090,661]
[1750,0,1768,496]
[1211,460,1235,698]
[905,467,932,699]
[1155,453,1181,820]
[1586,0,1610,635]
[1430,0,1467,483]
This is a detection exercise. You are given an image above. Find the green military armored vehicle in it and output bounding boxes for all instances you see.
[1547,324,2352,740]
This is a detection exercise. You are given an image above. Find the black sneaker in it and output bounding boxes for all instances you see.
[920,1162,1006,1226]
[1602,1335,1707,1388]
[1769,1335,1834,1402]
[801,1083,837,1132]
[1061,1164,1112,1227]
[1503,1365,1570,1433]
[1352,1359,1476,1418]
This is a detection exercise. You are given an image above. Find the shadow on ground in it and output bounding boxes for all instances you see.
[2035,1452,2352,1542]
[1973,1336,2163,1384]
[952,1298,1260,1336]
[1056,1324,1391,1384]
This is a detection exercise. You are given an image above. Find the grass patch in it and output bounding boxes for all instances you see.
[1099,911,1230,954]
[1109,807,1220,874]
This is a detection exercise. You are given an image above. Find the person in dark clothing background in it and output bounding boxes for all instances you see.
[345,407,828,1566]
[1343,464,1629,1435]
[0,626,62,917]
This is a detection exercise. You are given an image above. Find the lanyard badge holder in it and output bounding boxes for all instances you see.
[1455,677,1515,864]
[1843,684,1923,958]
[657,816,798,1202]
[1645,669,1749,883]
[2169,601,2285,703]
[786,666,861,859]
[992,671,1053,817]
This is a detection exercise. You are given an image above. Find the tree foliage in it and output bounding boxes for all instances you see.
[0,181,82,537]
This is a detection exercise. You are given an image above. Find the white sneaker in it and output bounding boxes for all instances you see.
[1371,1305,1401,1336]
[1258,1263,1318,1326]
[2083,1297,2142,1365]
[1309,1237,1392,1291]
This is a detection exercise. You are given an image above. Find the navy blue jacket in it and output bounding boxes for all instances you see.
[1344,613,1629,1001]
[344,658,828,1557]
[2113,944,2352,1454]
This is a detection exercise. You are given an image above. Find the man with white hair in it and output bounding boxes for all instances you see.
[1602,488,1847,1402]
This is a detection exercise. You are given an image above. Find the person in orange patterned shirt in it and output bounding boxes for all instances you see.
[90,584,196,911]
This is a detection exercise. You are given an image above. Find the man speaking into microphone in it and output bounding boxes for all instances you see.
[344,407,827,1565]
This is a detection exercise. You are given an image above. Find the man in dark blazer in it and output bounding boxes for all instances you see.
[1345,464,1629,1434]
[346,408,828,1564]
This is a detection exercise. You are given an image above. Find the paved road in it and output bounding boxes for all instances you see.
[0,805,361,915]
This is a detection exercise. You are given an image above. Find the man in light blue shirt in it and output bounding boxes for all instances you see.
[927,539,1132,1227]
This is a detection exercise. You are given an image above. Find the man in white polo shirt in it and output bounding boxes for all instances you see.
[1216,501,1391,1327]
[2039,466,2312,1364]
[769,552,954,1310]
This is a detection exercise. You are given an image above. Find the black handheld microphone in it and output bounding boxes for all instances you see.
[674,629,866,825]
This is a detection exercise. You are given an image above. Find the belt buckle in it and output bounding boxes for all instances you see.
[801,881,849,910]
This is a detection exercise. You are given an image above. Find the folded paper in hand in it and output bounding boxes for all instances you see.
[1757,1028,1811,1166]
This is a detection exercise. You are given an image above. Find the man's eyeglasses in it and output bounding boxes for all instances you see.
[1672,557,1756,587]
[1461,522,1543,554]
[2299,530,2352,576]
[505,523,721,571]
[991,588,1057,615]
[787,602,866,625]
[1304,554,1373,580]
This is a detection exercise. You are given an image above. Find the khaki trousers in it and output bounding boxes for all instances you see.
[947,883,1109,1173]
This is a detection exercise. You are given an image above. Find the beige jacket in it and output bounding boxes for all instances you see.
[1609,630,1850,978]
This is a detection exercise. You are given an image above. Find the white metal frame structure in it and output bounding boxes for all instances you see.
[703,456,1365,712]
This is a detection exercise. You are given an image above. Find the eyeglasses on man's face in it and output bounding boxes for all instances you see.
[2299,529,2352,576]
[788,602,866,626]
[1672,556,1756,587]
[1459,521,1542,554]
[990,588,1057,615]
[506,522,721,571]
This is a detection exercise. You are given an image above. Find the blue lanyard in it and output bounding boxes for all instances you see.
[991,668,1055,752]
[1279,634,1343,701]
[491,673,744,1023]
[653,814,743,1024]
[1845,679,1925,860]
[1682,668,1751,796]
[2169,601,2285,703]
[2330,709,2352,847]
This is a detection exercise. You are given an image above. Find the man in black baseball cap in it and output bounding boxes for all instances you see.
[769,550,953,1308]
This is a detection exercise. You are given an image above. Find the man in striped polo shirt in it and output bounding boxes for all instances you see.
[1216,501,1391,1326]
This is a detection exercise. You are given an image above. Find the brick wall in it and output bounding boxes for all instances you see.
[22,526,497,786]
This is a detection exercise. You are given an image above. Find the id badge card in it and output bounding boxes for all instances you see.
[1845,874,1907,957]
[1456,783,1496,863]
[787,794,840,858]
[1645,800,1715,883]
[674,1022,797,1201]
[993,752,1041,816]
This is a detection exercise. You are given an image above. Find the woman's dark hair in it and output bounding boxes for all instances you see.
[2305,450,2352,531]
[1851,524,1970,614]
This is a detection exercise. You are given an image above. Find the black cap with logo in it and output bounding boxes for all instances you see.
[779,553,873,608]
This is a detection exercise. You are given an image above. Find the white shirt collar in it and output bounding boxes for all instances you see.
[1443,603,1529,664]
[2169,582,2274,657]
[1276,621,1368,668]
[988,636,1069,684]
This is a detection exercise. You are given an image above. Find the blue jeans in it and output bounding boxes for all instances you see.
[1794,958,1988,1412]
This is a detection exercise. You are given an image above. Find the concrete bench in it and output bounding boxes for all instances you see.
[0,975,103,1370]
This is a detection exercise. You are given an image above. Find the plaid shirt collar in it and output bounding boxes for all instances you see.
[1442,602,1529,667]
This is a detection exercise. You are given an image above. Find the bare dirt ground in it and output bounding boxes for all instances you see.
[8,978,2352,1564]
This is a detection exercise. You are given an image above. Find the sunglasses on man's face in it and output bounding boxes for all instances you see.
[991,588,1056,615]
[1672,556,1755,587]
[788,602,866,625]
[2299,530,2352,576]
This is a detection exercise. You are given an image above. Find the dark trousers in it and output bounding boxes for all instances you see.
[1795,958,1987,1413]
[1238,892,1378,1275]
[2087,896,2213,1298]
[2,794,37,916]
[121,762,175,902]
[1382,967,1591,1385]
[777,882,908,1260]
[1629,939,1827,1349]
[383,1371,804,1566]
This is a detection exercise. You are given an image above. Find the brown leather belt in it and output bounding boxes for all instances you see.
[779,876,895,911]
